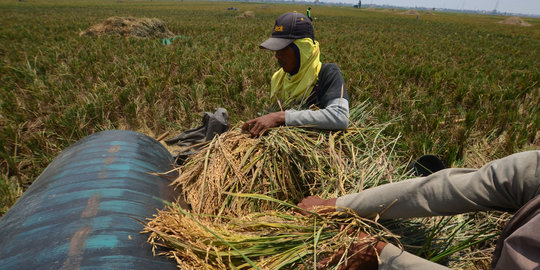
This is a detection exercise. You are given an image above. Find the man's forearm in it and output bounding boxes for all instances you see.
[337,151,540,219]
[285,98,349,130]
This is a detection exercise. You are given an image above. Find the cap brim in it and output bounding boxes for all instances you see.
[259,37,295,51]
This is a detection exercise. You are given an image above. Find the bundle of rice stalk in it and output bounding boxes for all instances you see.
[172,102,405,217]
[80,16,175,38]
[145,102,409,267]
[147,102,499,268]
[144,195,399,269]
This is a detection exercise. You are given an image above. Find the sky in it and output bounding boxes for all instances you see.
[346,0,540,15]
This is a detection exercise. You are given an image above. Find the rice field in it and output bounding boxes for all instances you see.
[0,0,539,268]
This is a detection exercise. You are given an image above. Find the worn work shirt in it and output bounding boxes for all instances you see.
[285,63,350,130]
[336,150,540,269]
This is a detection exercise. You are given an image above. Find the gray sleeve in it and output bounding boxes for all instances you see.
[336,150,540,219]
[379,244,450,270]
[284,98,349,130]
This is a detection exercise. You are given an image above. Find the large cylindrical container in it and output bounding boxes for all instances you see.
[0,130,177,270]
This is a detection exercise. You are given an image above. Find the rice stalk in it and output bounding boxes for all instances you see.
[143,104,405,268]
[144,196,399,270]
[171,115,402,217]
[147,103,499,268]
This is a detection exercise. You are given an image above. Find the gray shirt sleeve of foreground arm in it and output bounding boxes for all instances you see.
[336,150,540,219]
[379,244,450,270]
[284,98,349,130]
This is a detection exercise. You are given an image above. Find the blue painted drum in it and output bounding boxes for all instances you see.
[0,130,177,270]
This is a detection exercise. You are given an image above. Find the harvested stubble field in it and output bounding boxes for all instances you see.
[0,0,539,268]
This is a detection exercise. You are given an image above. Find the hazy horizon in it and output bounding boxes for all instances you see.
[335,0,540,15]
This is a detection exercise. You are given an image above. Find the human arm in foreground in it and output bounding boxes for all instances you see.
[298,197,450,270]
[299,151,540,269]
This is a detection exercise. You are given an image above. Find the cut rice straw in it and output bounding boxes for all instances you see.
[144,194,400,269]
[145,102,501,268]
[144,102,409,268]
[169,102,404,217]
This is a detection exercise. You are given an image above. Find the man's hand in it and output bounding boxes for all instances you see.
[297,196,338,215]
[298,197,386,269]
[317,232,386,270]
[242,111,285,137]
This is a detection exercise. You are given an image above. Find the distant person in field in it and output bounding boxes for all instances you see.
[242,12,348,136]
[298,150,540,269]
[306,7,312,21]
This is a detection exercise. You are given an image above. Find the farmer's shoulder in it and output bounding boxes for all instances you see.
[320,63,342,78]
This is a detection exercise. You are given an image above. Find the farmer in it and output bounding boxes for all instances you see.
[242,12,349,137]
[298,150,540,269]
[306,7,312,21]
